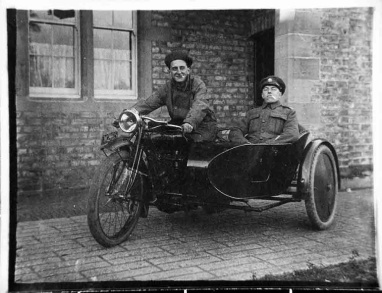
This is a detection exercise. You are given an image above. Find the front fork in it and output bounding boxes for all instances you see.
[108,128,151,217]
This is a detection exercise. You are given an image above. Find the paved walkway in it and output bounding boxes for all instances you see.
[14,189,376,284]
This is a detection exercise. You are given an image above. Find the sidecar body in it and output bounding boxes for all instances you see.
[182,127,340,229]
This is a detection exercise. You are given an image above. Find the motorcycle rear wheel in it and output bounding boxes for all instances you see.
[87,151,143,247]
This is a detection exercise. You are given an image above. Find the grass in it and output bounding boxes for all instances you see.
[255,256,378,288]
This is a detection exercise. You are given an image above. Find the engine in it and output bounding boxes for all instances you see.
[143,132,189,192]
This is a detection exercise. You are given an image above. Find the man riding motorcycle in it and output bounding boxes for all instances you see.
[132,50,218,142]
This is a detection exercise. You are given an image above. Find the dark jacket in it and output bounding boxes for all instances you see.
[133,75,217,142]
[229,101,299,144]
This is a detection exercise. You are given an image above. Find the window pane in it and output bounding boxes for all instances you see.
[53,25,74,57]
[94,29,112,49]
[29,22,53,88]
[53,25,73,46]
[114,61,131,90]
[29,43,52,60]
[113,49,130,61]
[29,10,75,22]
[113,31,130,50]
[53,57,75,88]
[29,23,52,45]
[51,10,75,22]
[94,29,113,61]
[114,11,133,28]
[30,10,53,21]
[94,60,113,89]
[93,11,112,27]
[53,43,74,57]
[94,48,113,61]
[30,56,52,87]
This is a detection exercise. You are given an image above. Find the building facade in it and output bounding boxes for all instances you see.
[12,8,373,198]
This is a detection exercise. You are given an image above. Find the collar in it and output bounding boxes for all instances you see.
[262,100,281,109]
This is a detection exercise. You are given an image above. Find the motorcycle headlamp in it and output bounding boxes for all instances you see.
[118,110,141,133]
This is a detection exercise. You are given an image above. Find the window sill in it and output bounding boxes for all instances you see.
[94,94,138,101]
[28,93,82,101]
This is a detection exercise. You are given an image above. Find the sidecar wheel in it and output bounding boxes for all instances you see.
[87,152,143,247]
[305,144,338,230]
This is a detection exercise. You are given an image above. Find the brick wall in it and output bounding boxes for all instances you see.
[16,106,121,197]
[148,10,255,128]
[312,7,373,176]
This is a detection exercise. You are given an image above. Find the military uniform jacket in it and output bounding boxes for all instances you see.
[132,75,217,140]
[229,101,300,144]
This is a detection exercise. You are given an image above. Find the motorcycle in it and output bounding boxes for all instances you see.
[87,109,340,247]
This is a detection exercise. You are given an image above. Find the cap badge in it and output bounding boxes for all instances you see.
[268,78,272,82]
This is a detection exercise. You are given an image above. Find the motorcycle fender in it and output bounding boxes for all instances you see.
[101,137,133,153]
[101,138,152,216]
[298,139,341,198]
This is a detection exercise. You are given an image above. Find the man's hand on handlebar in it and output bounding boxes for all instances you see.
[181,123,193,133]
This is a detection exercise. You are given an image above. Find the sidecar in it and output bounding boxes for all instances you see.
[88,112,341,248]
[182,126,340,230]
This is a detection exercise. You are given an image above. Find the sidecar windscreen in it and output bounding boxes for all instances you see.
[207,143,299,199]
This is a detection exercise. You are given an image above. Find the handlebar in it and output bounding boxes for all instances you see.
[142,116,183,131]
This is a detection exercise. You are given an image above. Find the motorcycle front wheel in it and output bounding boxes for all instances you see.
[87,151,144,247]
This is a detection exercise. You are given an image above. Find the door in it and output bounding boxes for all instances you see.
[253,28,275,106]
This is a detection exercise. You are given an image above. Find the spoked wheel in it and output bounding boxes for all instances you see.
[305,144,338,230]
[87,152,144,247]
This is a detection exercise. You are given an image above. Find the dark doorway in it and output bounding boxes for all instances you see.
[253,28,275,106]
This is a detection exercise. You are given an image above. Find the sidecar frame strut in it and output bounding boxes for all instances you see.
[154,192,301,213]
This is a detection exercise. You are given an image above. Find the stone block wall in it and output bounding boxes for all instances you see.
[313,7,373,176]
[275,7,373,177]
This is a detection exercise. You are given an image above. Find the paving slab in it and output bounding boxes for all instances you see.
[11,188,376,287]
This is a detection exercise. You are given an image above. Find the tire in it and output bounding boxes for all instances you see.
[87,152,143,247]
[304,144,338,230]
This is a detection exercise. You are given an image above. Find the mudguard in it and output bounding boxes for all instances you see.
[100,136,134,154]
[100,135,152,217]
[298,139,341,198]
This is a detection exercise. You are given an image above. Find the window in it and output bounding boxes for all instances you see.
[93,11,137,99]
[28,10,80,98]
[25,10,138,100]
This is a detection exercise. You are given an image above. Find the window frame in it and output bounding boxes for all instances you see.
[93,10,138,100]
[28,10,81,99]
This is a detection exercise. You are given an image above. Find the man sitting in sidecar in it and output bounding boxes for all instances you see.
[228,75,300,145]
[195,75,302,201]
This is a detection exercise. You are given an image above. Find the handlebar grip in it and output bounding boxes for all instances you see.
[142,116,183,131]
[166,124,183,130]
